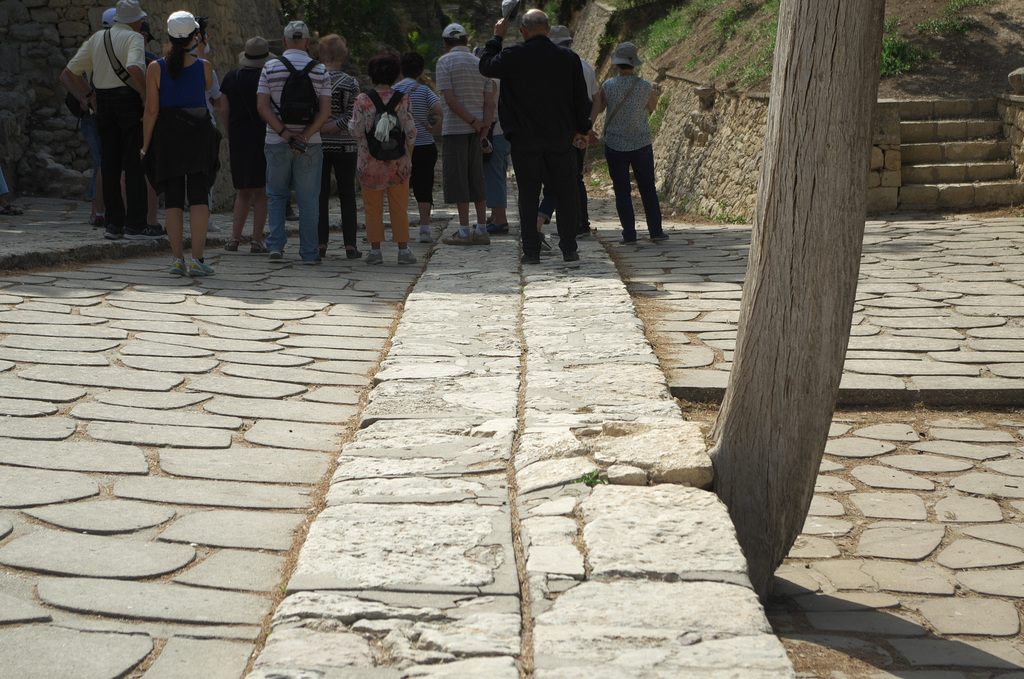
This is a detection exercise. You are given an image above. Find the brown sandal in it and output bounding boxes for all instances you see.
[224,239,240,251]
[250,240,268,253]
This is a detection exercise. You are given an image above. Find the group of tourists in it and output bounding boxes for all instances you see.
[57,0,666,276]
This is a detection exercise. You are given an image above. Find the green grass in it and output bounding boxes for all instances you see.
[649,92,671,137]
[713,1,758,43]
[711,55,738,78]
[881,17,935,78]
[916,0,990,35]
[643,0,724,59]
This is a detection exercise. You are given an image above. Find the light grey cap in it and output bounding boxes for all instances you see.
[549,25,572,46]
[101,8,116,28]
[112,0,146,24]
[611,42,642,67]
[284,20,311,40]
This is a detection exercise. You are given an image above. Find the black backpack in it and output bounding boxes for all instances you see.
[274,56,320,125]
[366,89,406,161]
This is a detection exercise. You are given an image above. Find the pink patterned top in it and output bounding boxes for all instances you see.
[348,86,417,191]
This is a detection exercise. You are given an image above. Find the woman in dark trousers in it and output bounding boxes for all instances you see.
[220,36,275,253]
[140,10,220,276]
[592,42,668,245]
[317,34,362,260]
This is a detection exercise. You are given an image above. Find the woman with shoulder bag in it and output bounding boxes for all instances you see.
[140,10,221,276]
[592,42,668,245]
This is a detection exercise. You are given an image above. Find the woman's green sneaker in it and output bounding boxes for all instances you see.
[169,259,187,276]
[188,260,215,277]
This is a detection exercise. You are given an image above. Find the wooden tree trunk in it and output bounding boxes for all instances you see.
[708,0,885,598]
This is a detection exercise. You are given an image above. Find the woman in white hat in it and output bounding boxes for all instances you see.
[140,10,220,276]
[592,42,668,244]
[221,36,276,253]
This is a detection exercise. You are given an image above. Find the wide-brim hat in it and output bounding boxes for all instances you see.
[502,0,520,21]
[611,42,642,67]
[549,25,572,46]
[112,0,146,24]
[239,36,276,69]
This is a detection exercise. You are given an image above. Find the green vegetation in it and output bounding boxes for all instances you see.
[711,55,738,78]
[649,92,671,137]
[571,471,608,487]
[642,0,724,59]
[916,0,991,35]
[880,17,935,78]
[713,1,757,43]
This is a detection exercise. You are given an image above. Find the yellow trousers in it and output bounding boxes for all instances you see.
[361,183,410,244]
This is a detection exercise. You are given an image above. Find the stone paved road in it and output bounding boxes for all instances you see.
[0,228,436,678]
[770,412,1024,678]
[611,213,1024,405]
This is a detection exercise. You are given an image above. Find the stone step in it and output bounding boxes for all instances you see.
[900,140,1012,165]
[898,98,998,121]
[902,161,1016,185]
[900,119,1003,143]
[899,181,1024,209]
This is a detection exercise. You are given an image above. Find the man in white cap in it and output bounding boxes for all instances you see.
[479,9,592,264]
[63,0,151,241]
[256,20,332,264]
[436,23,494,246]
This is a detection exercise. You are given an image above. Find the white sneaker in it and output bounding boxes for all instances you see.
[419,228,431,243]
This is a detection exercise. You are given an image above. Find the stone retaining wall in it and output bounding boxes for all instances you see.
[0,0,281,207]
[998,93,1024,179]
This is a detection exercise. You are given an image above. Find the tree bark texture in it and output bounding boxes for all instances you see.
[708,0,885,597]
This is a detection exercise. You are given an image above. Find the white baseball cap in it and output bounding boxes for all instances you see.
[167,10,199,39]
[442,23,467,39]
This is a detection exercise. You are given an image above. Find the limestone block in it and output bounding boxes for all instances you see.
[873,101,900,145]
[898,100,932,121]
[901,121,934,143]
[881,170,902,188]
[870,146,884,170]
[937,183,975,208]
[933,100,974,117]
[866,187,898,213]
[976,181,1024,206]
[582,485,750,586]
[607,464,647,485]
[884,149,901,171]
[582,421,712,487]
[29,8,59,23]
[899,184,938,205]
[57,21,88,38]
[868,171,881,189]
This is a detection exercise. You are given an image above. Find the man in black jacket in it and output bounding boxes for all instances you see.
[479,9,592,263]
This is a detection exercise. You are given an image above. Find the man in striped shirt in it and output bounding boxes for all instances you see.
[256,20,332,264]
[437,23,495,246]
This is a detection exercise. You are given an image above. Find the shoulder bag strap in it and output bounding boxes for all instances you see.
[103,29,144,95]
[603,77,640,129]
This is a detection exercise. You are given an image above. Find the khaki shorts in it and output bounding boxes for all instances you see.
[442,133,486,204]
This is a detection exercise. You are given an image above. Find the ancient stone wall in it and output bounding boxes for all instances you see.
[0,0,282,207]
[998,94,1024,179]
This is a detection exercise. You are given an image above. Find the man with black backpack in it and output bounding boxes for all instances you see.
[256,20,332,264]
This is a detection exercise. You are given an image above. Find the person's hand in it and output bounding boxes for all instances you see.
[494,18,508,37]
[471,119,488,136]
[572,133,587,149]
[586,129,599,146]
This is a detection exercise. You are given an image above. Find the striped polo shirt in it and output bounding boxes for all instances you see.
[435,46,493,136]
[393,77,440,146]
[256,49,330,145]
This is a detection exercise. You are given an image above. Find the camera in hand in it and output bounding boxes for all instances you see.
[288,136,308,153]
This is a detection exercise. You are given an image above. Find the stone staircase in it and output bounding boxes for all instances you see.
[898,99,1024,210]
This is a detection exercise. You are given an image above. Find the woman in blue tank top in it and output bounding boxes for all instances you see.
[141,10,220,277]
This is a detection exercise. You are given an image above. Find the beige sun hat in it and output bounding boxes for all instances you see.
[611,42,643,67]
[238,36,276,69]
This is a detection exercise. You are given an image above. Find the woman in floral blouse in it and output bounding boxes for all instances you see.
[348,52,417,265]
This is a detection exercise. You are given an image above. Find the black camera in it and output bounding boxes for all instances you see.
[195,16,209,37]
[288,136,308,153]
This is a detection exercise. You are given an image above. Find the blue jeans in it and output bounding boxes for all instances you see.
[265,142,323,261]
[483,132,510,209]
[80,114,102,201]
[0,164,7,196]
[605,144,663,240]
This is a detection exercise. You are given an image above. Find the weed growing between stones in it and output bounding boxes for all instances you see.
[571,471,608,487]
